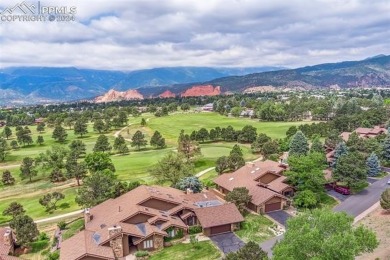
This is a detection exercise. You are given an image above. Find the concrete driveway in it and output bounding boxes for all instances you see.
[210,232,245,255]
[266,210,292,227]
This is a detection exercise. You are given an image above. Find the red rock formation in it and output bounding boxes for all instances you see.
[159,90,176,98]
[95,89,143,103]
[181,85,221,97]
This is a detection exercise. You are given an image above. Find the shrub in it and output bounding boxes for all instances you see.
[38,232,49,241]
[47,251,60,260]
[57,221,66,230]
[135,250,149,257]
[189,225,202,234]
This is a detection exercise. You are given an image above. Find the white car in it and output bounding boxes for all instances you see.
[387,179,390,185]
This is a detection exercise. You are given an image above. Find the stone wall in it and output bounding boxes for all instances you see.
[108,226,123,258]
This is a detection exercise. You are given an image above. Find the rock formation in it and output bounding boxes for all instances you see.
[159,90,176,98]
[180,85,221,97]
[95,89,143,103]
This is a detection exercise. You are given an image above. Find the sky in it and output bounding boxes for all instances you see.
[0,0,389,70]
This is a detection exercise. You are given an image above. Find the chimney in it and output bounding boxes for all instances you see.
[3,229,13,246]
[186,188,194,194]
[108,226,123,258]
[84,208,92,223]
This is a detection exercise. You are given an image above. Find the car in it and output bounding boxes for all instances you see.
[387,179,390,185]
[334,185,350,195]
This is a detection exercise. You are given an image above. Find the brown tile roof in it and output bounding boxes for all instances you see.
[0,256,20,260]
[194,203,244,228]
[267,176,290,193]
[0,229,12,257]
[340,132,351,142]
[60,230,115,260]
[214,160,289,205]
[323,169,333,181]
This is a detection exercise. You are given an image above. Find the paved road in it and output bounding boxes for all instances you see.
[334,174,390,217]
[210,232,245,255]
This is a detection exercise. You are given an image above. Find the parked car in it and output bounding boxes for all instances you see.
[334,185,350,195]
[387,179,390,185]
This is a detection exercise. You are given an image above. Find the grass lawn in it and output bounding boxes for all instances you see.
[319,193,338,208]
[199,169,218,187]
[62,218,85,240]
[235,214,274,243]
[149,241,221,260]
[0,187,79,225]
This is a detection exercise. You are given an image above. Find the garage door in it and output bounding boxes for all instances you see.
[264,202,281,213]
[210,224,231,235]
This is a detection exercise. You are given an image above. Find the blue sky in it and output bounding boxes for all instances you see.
[0,0,389,70]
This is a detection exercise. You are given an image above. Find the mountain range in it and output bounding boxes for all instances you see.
[0,55,389,105]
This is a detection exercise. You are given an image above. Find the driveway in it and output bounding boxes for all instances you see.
[210,232,245,255]
[327,189,349,202]
[334,174,390,217]
[266,210,292,227]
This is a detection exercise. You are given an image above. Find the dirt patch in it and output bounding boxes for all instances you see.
[356,207,390,260]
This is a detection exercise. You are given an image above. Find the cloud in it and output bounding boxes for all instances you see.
[0,0,389,70]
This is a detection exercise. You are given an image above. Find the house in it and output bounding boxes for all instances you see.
[201,103,214,111]
[34,118,44,124]
[60,185,243,260]
[239,109,255,117]
[213,160,294,214]
[340,126,387,142]
[0,228,16,259]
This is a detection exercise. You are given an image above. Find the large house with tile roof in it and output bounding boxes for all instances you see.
[340,126,387,142]
[0,228,17,260]
[214,160,294,214]
[60,185,243,260]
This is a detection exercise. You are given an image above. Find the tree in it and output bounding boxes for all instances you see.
[64,117,74,130]
[225,187,252,214]
[0,137,8,161]
[9,214,39,246]
[251,133,271,153]
[238,125,257,143]
[141,118,147,126]
[325,129,342,150]
[66,154,88,186]
[289,131,309,156]
[2,170,15,185]
[69,140,86,158]
[333,152,367,189]
[85,152,115,173]
[36,122,45,133]
[131,130,147,150]
[38,146,68,170]
[10,140,19,150]
[310,136,323,153]
[39,192,65,212]
[228,152,246,171]
[175,176,203,193]
[74,119,88,137]
[261,140,279,158]
[380,188,390,211]
[180,103,190,111]
[293,190,318,209]
[3,202,25,218]
[150,131,166,149]
[113,135,129,154]
[151,152,194,185]
[20,157,37,182]
[286,126,297,138]
[75,169,119,207]
[93,119,106,133]
[3,126,12,139]
[225,241,268,260]
[273,209,378,260]
[216,156,230,174]
[93,134,112,153]
[382,131,390,164]
[50,168,66,182]
[196,128,209,143]
[331,142,348,168]
[36,135,44,145]
[16,128,33,146]
[178,130,201,160]
[366,152,381,177]
[230,144,243,157]
[52,125,67,143]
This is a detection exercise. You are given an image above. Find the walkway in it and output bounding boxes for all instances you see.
[34,210,84,224]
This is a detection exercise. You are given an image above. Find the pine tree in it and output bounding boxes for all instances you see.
[93,119,106,133]
[114,135,129,154]
[3,126,12,139]
[366,152,381,177]
[381,131,390,163]
[2,170,15,185]
[36,135,44,145]
[20,157,37,182]
[380,188,390,211]
[150,131,166,149]
[36,122,45,133]
[289,131,309,156]
[331,142,348,168]
[0,138,8,161]
[93,135,112,153]
[131,130,147,150]
[52,125,67,143]
[74,119,88,137]
[141,118,147,126]
[310,137,323,153]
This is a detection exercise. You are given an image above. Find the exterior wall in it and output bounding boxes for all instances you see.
[139,199,178,211]
[108,227,123,258]
[259,196,284,214]
[124,213,152,224]
[231,222,240,231]
[136,235,164,251]
[258,173,279,184]
[122,235,130,256]
[203,228,211,237]
[267,197,282,204]
[282,188,294,197]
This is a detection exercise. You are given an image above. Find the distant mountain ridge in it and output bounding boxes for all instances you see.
[0,66,282,105]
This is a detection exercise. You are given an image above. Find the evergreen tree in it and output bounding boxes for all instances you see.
[85,152,116,173]
[380,188,390,211]
[93,119,106,133]
[196,128,209,142]
[74,119,88,137]
[36,122,45,133]
[10,140,18,150]
[289,131,309,156]
[10,215,39,246]
[0,137,8,161]
[141,118,147,126]
[68,140,86,158]
[3,126,12,139]
[150,131,166,149]
[175,176,203,193]
[228,152,246,171]
[366,152,381,177]
[131,130,147,150]
[113,135,129,154]
[66,154,88,186]
[225,187,252,214]
[310,137,323,153]
[226,241,268,260]
[2,170,15,185]
[93,135,112,153]
[3,202,25,218]
[333,152,367,188]
[238,125,257,143]
[20,157,37,182]
[251,133,271,153]
[36,135,44,145]
[216,156,230,174]
[286,126,297,138]
[39,192,65,212]
[331,142,348,168]
[52,125,67,143]
[50,168,66,182]
[177,130,201,160]
[381,130,390,163]
[230,144,243,157]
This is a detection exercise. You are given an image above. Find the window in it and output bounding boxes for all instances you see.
[143,239,153,249]
[168,229,175,237]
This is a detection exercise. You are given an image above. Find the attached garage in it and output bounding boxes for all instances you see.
[264,202,281,213]
[210,224,231,235]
